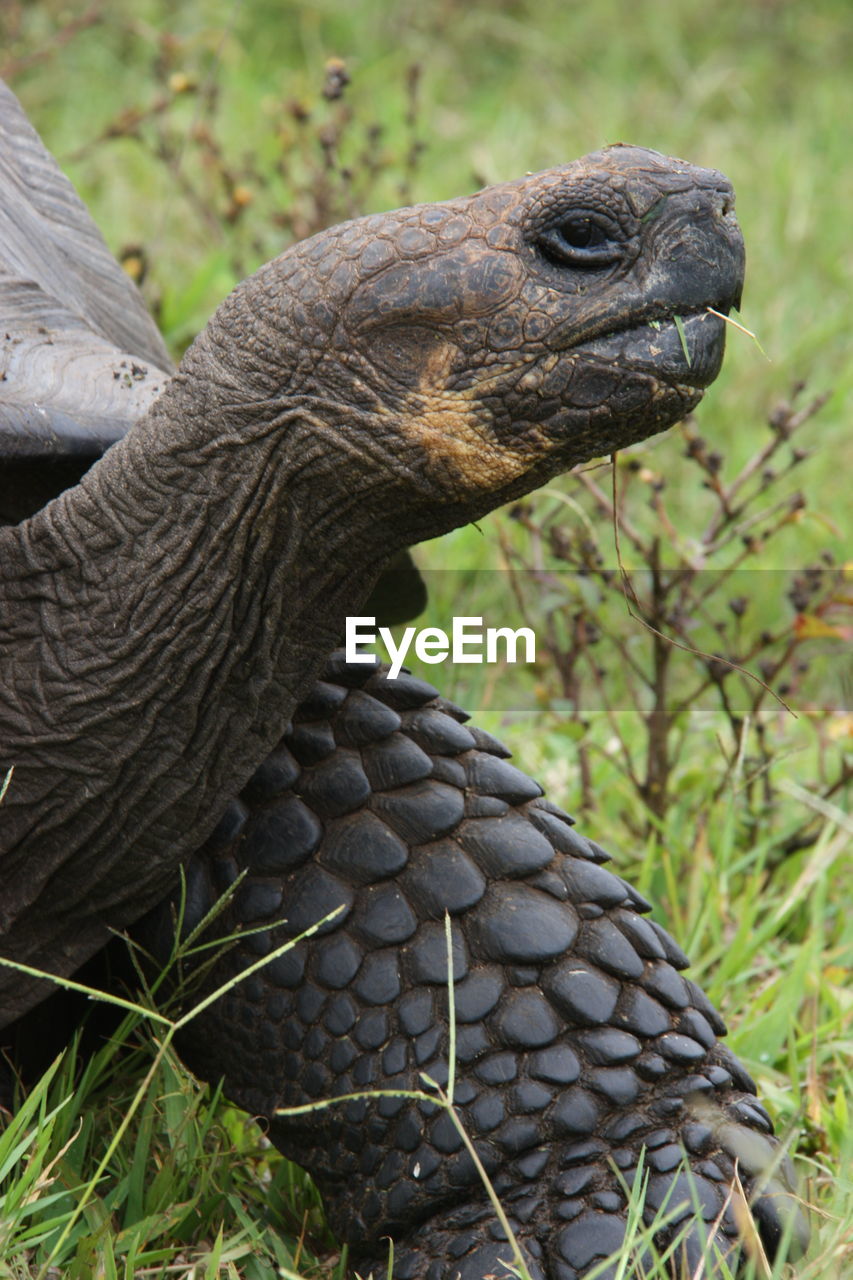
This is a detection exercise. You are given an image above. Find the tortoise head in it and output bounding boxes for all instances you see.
[184,145,744,538]
[0,137,743,1027]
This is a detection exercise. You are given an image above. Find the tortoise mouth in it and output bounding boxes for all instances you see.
[577,308,729,391]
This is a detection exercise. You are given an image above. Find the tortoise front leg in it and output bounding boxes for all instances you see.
[145,655,806,1278]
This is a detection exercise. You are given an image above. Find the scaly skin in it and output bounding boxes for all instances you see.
[1,144,744,1025]
[142,655,808,1278]
[4,83,783,1272]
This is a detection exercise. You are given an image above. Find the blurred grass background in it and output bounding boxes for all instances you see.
[1,2,850,1276]
[3,0,851,520]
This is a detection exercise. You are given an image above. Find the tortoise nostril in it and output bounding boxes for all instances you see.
[718,188,736,218]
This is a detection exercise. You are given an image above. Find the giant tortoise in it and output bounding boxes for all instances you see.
[0,78,806,1277]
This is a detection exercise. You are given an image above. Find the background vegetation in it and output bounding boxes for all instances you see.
[0,1,850,1276]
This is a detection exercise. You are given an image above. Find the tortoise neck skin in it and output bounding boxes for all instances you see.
[0,145,744,1023]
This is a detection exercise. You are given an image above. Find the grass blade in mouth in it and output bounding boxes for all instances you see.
[673,312,691,367]
[706,306,770,360]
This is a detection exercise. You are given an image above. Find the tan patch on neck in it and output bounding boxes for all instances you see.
[399,342,539,496]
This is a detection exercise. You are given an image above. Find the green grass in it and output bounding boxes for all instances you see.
[4,0,852,538]
[1,809,850,1277]
[0,1,850,1276]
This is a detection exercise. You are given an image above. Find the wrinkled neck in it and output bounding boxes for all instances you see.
[0,366,404,1020]
[13,372,397,721]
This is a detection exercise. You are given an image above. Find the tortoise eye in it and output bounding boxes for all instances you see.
[560,218,603,248]
[538,215,622,268]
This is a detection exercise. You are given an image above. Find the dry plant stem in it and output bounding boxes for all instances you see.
[68,93,173,161]
[0,3,102,80]
[575,467,648,557]
[643,540,675,821]
[152,128,227,240]
[62,50,429,288]
[691,505,800,604]
[669,626,795,722]
[702,636,799,729]
[584,619,649,703]
[400,62,424,205]
[496,519,544,641]
[701,490,807,561]
[499,508,651,810]
[697,391,829,545]
[650,485,682,547]
[704,306,763,345]
[608,455,794,717]
[501,398,842,843]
